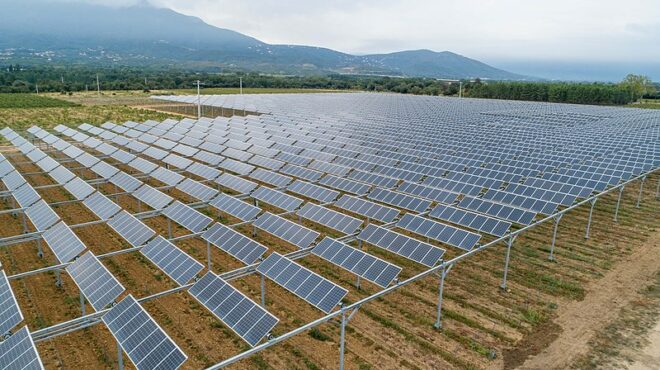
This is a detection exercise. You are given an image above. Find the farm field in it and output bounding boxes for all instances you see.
[0,93,658,370]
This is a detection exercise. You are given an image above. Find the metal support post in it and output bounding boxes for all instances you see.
[206,240,212,271]
[339,307,347,370]
[167,218,172,239]
[80,291,86,316]
[55,270,62,287]
[656,176,660,199]
[21,212,28,233]
[434,263,453,329]
[355,275,361,290]
[585,198,598,240]
[252,225,257,237]
[36,239,43,258]
[636,176,646,208]
[117,340,124,370]
[260,274,266,307]
[549,214,563,261]
[614,185,625,222]
[500,235,516,290]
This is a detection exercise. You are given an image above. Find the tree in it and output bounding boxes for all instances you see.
[619,74,653,102]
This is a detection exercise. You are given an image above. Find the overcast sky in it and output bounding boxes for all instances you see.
[68,0,660,64]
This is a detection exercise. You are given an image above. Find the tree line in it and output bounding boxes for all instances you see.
[1,65,656,106]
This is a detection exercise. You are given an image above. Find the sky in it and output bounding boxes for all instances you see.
[52,0,660,80]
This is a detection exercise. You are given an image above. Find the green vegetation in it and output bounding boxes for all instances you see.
[0,93,78,108]
[464,75,657,105]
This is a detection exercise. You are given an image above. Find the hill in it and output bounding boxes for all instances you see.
[0,0,528,80]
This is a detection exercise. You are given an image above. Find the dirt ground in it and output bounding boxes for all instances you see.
[514,227,660,369]
[628,319,660,370]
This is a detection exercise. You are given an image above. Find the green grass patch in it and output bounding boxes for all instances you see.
[0,93,78,108]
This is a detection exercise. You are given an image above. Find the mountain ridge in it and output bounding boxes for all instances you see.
[0,0,530,80]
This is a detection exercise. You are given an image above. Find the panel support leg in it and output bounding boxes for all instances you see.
[117,340,124,370]
[636,176,646,208]
[137,199,142,213]
[21,212,28,233]
[585,198,598,240]
[500,235,516,290]
[355,275,361,290]
[36,239,43,258]
[339,307,347,370]
[167,218,172,239]
[655,176,660,199]
[206,240,212,271]
[55,270,62,287]
[549,214,563,261]
[434,263,453,329]
[614,185,625,222]
[80,291,86,316]
[260,273,266,307]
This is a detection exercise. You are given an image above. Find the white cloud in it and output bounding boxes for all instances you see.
[49,0,660,62]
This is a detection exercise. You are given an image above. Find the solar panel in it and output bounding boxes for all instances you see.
[319,175,371,196]
[63,177,95,200]
[42,222,87,263]
[202,223,268,264]
[429,204,511,237]
[396,213,481,251]
[397,181,459,204]
[90,161,119,179]
[214,173,258,194]
[109,172,142,193]
[132,185,173,210]
[102,295,188,370]
[334,195,399,223]
[249,168,292,188]
[368,188,431,213]
[175,178,218,202]
[162,201,213,233]
[107,210,156,247]
[3,171,27,191]
[253,212,320,248]
[218,158,254,176]
[251,186,303,212]
[141,236,204,285]
[0,270,23,335]
[25,200,60,231]
[163,154,193,170]
[0,326,44,370]
[188,272,278,347]
[82,191,121,220]
[150,167,184,186]
[35,156,59,173]
[482,189,559,215]
[459,196,536,225]
[186,162,221,181]
[256,252,348,313]
[312,237,401,288]
[297,203,362,235]
[66,252,125,311]
[357,224,445,267]
[209,193,261,221]
[287,180,339,203]
[47,166,75,185]
[348,170,398,188]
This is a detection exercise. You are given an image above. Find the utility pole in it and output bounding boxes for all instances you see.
[61,76,64,84]
[459,81,463,98]
[96,74,101,96]
[35,83,39,94]
[239,77,243,94]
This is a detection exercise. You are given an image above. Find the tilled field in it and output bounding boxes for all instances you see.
[1,148,658,370]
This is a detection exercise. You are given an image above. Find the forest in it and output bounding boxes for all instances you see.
[1,64,656,106]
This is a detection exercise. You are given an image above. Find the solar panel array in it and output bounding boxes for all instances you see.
[0,270,23,335]
[312,237,401,287]
[256,253,348,313]
[66,252,125,311]
[102,295,188,370]
[0,326,44,370]
[2,91,658,368]
[188,272,278,346]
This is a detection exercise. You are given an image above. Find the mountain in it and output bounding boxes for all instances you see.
[0,0,528,80]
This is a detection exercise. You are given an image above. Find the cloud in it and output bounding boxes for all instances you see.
[38,0,660,62]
